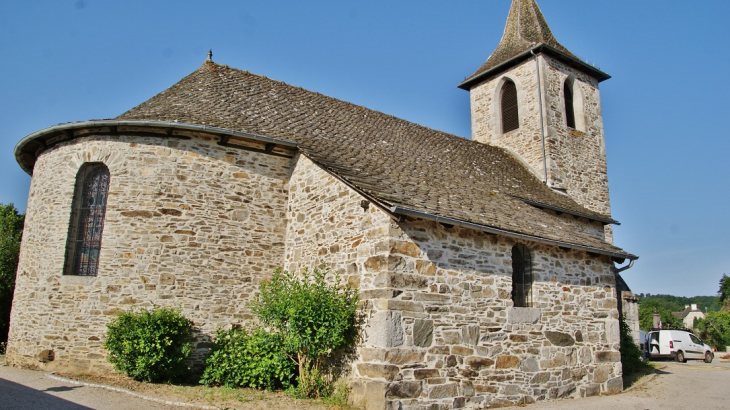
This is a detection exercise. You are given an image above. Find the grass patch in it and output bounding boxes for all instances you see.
[623,361,657,389]
[55,372,356,410]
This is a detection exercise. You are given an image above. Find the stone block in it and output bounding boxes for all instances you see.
[462,325,480,346]
[365,311,404,348]
[465,356,494,370]
[428,383,458,399]
[507,307,541,324]
[581,384,600,397]
[552,383,576,399]
[520,357,539,372]
[415,260,436,276]
[442,330,461,344]
[414,368,440,380]
[530,372,550,384]
[495,355,521,369]
[451,346,473,356]
[413,319,433,347]
[509,334,528,342]
[606,377,623,394]
[571,367,587,381]
[360,347,386,362]
[364,381,387,410]
[386,381,422,399]
[384,348,425,365]
[358,363,400,381]
[605,319,620,344]
[413,293,451,303]
[374,272,428,290]
[594,351,620,363]
[593,365,611,383]
[544,331,575,346]
[390,241,421,257]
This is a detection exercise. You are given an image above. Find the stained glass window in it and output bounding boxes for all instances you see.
[64,163,110,276]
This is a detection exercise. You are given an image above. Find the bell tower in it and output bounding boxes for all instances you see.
[459,0,612,219]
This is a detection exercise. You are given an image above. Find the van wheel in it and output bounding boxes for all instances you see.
[676,351,685,363]
[704,352,713,363]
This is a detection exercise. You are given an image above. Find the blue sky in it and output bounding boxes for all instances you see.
[1,1,728,297]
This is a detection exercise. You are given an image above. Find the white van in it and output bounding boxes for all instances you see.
[647,329,713,363]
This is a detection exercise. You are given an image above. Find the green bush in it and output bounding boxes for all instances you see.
[105,307,193,383]
[200,328,297,391]
[619,315,645,377]
[251,267,361,398]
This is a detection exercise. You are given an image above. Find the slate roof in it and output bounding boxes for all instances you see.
[115,61,634,259]
[672,306,703,320]
[458,0,609,90]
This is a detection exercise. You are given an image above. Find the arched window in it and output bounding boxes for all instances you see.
[501,80,519,133]
[511,243,533,307]
[64,163,110,276]
[564,79,576,129]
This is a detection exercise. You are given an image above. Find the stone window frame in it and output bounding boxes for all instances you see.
[63,162,110,277]
[511,243,533,308]
[562,75,586,132]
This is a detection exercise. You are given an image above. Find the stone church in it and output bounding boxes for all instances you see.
[8,0,638,408]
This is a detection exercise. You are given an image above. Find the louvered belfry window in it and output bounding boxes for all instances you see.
[564,80,576,129]
[511,243,533,307]
[501,80,519,133]
[64,163,110,276]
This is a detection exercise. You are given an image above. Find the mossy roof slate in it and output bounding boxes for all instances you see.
[459,0,609,89]
[115,61,632,258]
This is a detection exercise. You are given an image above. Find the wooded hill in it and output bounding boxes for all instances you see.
[636,294,721,313]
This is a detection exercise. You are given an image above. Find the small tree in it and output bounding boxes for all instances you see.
[638,299,682,330]
[251,267,360,398]
[719,274,730,306]
[105,307,194,383]
[0,203,24,345]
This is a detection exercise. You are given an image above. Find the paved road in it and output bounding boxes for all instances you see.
[0,363,189,410]
[501,359,730,410]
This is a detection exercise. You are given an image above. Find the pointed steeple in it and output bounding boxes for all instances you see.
[458,0,607,89]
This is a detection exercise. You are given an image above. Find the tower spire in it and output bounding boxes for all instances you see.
[459,0,596,89]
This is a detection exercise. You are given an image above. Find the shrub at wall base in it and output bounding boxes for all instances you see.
[104,307,194,383]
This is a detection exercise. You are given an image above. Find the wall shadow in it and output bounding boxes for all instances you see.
[0,378,93,410]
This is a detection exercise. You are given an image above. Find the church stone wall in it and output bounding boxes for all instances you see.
[284,154,394,286]
[7,133,292,373]
[351,219,622,410]
[277,157,623,409]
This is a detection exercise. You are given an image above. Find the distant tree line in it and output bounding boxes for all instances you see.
[636,293,721,314]
[0,203,24,347]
